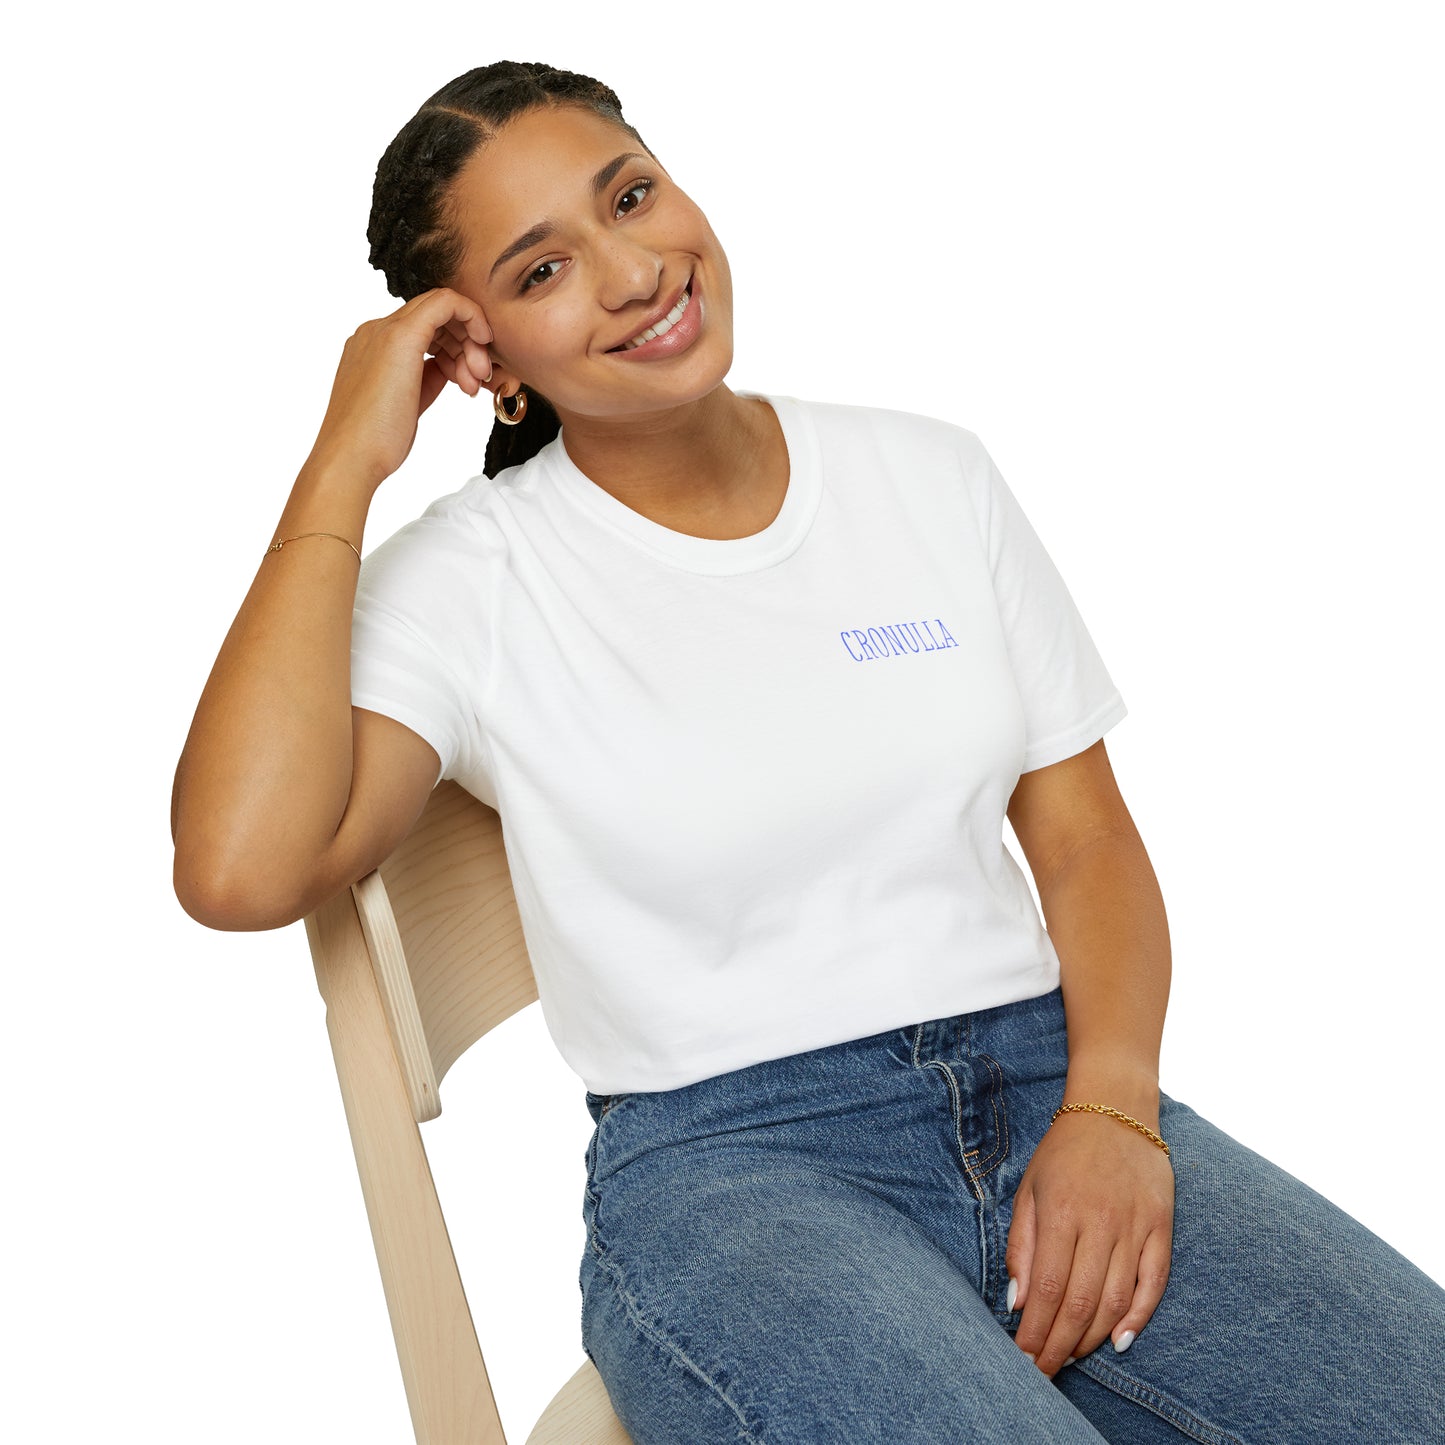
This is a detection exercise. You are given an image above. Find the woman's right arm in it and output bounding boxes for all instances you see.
[171,289,493,931]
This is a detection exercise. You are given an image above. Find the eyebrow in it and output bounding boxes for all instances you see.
[488,152,651,281]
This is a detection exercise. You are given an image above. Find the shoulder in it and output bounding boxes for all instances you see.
[777,395,992,470]
[358,443,557,594]
[780,394,983,447]
[358,485,480,603]
[773,395,999,533]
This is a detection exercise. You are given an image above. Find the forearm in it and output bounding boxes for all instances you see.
[1036,833,1171,1130]
[172,457,373,923]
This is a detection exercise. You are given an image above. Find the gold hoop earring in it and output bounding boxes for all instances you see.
[493,388,528,426]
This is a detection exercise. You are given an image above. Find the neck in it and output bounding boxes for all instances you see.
[553,386,788,540]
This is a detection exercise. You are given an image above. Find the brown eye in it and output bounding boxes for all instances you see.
[615,181,652,218]
[523,259,563,291]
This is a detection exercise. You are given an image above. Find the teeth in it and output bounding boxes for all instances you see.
[622,286,690,350]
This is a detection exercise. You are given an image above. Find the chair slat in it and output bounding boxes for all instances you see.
[378,782,538,1086]
[353,869,440,1123]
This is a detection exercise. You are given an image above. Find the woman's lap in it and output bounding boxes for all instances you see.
[578,989,1445,1443]
[581,1164,1104,1442]
[1055,1098,1445,1443]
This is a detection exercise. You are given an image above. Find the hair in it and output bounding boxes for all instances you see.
[367,61,647,478]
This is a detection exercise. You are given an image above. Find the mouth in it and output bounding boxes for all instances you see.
[607,281,695,354]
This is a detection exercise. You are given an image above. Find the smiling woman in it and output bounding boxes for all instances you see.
[365,67,752,504]
[171,58,1445,1445]
[443,107,738,450]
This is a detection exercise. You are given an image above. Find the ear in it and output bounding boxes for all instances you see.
[485,362,525,404]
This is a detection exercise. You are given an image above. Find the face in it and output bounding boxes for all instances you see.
[445,105,735,425]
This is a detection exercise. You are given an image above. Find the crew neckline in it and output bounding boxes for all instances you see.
[539,392,821,576]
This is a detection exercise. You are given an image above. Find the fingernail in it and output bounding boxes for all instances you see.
[1022,1352,1036,1364]
[1006,1277,1018,1312]
[1064,1357,1077,1367]
[1113,1330,1136,1354]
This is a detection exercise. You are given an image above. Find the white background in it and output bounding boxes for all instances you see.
[6,2,1442,1440]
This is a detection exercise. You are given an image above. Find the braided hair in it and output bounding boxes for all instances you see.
[367,61,647,477]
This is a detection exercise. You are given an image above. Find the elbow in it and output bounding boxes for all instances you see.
[173,845,315,933]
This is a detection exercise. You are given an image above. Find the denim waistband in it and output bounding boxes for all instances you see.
[584,985,1068,1136]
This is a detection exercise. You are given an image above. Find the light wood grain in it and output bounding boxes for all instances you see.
[306,887,504,1443]
[305,782,631,1443]
[375,781,538,1092]
[527,1359,635,1445]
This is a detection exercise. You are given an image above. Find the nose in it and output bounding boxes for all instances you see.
[594,233,662,311]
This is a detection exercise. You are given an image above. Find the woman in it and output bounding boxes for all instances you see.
[172,61,1444,1442]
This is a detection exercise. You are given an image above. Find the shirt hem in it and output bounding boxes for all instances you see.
[1021,692,1128,774]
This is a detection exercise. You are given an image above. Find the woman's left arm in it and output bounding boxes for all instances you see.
[1004,737,1175,1377]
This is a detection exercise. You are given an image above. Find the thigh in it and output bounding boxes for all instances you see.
[1054,1098,1445,1444]
[581,1151,1108,1445]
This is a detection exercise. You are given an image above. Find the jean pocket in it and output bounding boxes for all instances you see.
[587,1088,626,1122]
[583,1095,626,1248]
[586,1092,638,1197]
[584,1093,623,1182]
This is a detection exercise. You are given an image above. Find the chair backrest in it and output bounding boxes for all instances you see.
[350,779,536,1122]
[304,781,629,1445]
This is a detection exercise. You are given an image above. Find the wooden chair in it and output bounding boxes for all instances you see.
[303,780,633,1444]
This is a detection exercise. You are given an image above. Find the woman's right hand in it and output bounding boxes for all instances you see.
[306,287,494,492]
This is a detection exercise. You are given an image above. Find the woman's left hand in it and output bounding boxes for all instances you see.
[1005,1111,1175,1376]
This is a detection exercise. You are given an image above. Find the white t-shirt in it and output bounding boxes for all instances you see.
[350,394,1127,1094]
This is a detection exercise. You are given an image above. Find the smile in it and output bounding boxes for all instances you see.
[610,284,694,353]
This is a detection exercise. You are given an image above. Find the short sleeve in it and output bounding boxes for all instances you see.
[349,513,481,787]
[974,441,1128,773]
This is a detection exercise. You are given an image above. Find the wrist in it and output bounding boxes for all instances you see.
[1062,1058,1160,1132]
[1051,1102,1171,1158]
[279,456,377,546]
[298,441,391,504]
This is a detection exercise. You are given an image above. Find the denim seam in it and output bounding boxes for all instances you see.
[921,1060,981,1198]
[971,1053,1010,1310]
[584,1125,607,1256]
[589,1243,767,1443]
[966,1052,1010,1180]
[919,1052,1010,1181]
[1074,1355,1248,1445]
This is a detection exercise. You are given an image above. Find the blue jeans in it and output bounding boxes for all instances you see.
[578,987,1445,1442]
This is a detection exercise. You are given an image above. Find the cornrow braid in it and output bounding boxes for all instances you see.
[367,61,647,477]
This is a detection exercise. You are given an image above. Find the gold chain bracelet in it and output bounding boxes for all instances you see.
[1051,1102,1170,1158]
[266,532,362,563]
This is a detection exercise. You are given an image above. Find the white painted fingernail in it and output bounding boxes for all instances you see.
[1113,1330,1136,1353]
[1064,1357,1077,1366]
[1006,1277,1018,1312]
